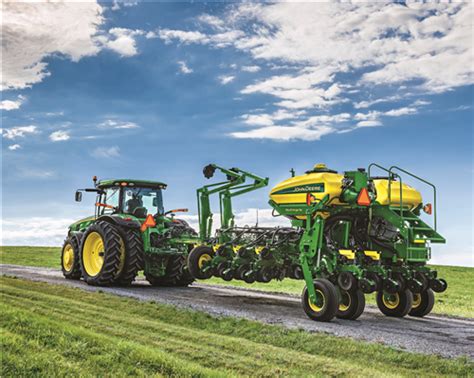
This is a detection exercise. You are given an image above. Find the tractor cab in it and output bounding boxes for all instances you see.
[76,178,167,219]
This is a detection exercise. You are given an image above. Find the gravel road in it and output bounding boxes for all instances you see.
[2,264,473,359]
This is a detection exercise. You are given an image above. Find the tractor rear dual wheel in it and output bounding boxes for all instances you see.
[114,227,143,286]
[80,221,125,286]
[61,232,83,279]
[80,221,143,287]
[146,255,194,287]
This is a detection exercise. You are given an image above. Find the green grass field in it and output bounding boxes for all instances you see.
[1,246,472,318]
[1,276,472,377]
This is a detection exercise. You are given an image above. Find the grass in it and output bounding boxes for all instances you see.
[1,245,473,318]
[1,276,472,377]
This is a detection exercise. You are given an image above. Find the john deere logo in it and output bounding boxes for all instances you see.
[274,183,324,195]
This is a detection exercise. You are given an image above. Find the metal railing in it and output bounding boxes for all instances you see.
[368,163,438,231]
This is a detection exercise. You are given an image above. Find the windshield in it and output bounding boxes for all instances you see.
[99,187,120,215]
[122,187,163,217]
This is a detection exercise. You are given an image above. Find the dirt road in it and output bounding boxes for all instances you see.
[2,264,473,359]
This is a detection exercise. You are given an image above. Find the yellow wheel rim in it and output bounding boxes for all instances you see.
[83,232,105,277]
[62,243,74,272]
[308,289,325,312]
[382,293,400,310]
[412,293,422,309]
[198,253,211,269]
[339,290,352,312]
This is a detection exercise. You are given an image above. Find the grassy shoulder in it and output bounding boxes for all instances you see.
[1,276,472,377]
[1,246,473,318]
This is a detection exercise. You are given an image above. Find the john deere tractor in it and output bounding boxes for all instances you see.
[61,177,199,286]
[63,163,447,323]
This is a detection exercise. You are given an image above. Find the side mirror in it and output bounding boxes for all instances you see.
[75,191,82,202]
[152,197,158,207]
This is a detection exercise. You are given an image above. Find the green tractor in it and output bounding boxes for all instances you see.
[61,177,199,286]
[63,163,447,323]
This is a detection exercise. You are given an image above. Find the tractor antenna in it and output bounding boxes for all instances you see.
[290,168,295,177]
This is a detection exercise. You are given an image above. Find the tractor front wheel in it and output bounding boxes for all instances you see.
[187,246,214,279]
[336,289,365,320]
[409,289,435,317]
[61,233,82,279]
[302,279,338,322]
[80,221,124,286]
[376,289,413,317]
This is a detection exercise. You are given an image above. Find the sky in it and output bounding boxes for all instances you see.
[1,1,473,266]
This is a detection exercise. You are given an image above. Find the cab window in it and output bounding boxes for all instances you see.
[100,187,120,215]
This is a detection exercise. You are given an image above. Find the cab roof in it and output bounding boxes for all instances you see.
[97,179,167,189]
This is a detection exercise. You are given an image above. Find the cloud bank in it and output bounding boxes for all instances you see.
[159,2,473,141]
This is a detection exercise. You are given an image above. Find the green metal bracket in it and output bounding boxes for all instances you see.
[197,164,268,242]
[298,194,330,305]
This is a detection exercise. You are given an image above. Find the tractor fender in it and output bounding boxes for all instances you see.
[96,215,141,230]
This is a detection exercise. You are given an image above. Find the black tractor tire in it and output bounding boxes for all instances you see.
[302,278,338,322]
[336,289,366,320]
[376,289,413,317]
[61,233,83,279]
[187,245,214,279]
[80,221,123,286]
[409,289,435,317]
[114,228,143,286]
[146,255,194,287]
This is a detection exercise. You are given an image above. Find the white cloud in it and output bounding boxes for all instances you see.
[198,14,226,30]
[1,2,145,90]
[49,130,70,142]
[145,31,158,39]
[158,28,244,48]
[111,0,139,11]
[356,120,383,128]
[98,119,139,129]
[92,146,120,158]
[385,107,418,117]
[242,65,261,73]
[354,95,402,109]
[241,109,306,127]
[1,125,38,140]
[0,95,25,111]
[8,144,21,151]
[1,2,103,90]
[44,111,65,117]
[159,29,209,44]
[160,3,472,141]
[219,75,235,85]
[412,99,431,107]
[177,61,193,74]
[231,125,334,141]
[1,217,75,246]
[102,28,144,57]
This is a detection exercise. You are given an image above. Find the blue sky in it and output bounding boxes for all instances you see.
[1,1,473,266]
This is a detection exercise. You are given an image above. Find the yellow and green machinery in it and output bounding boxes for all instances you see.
[62,178,197,287]
[187,163,446,321]
[62,163,446,322]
